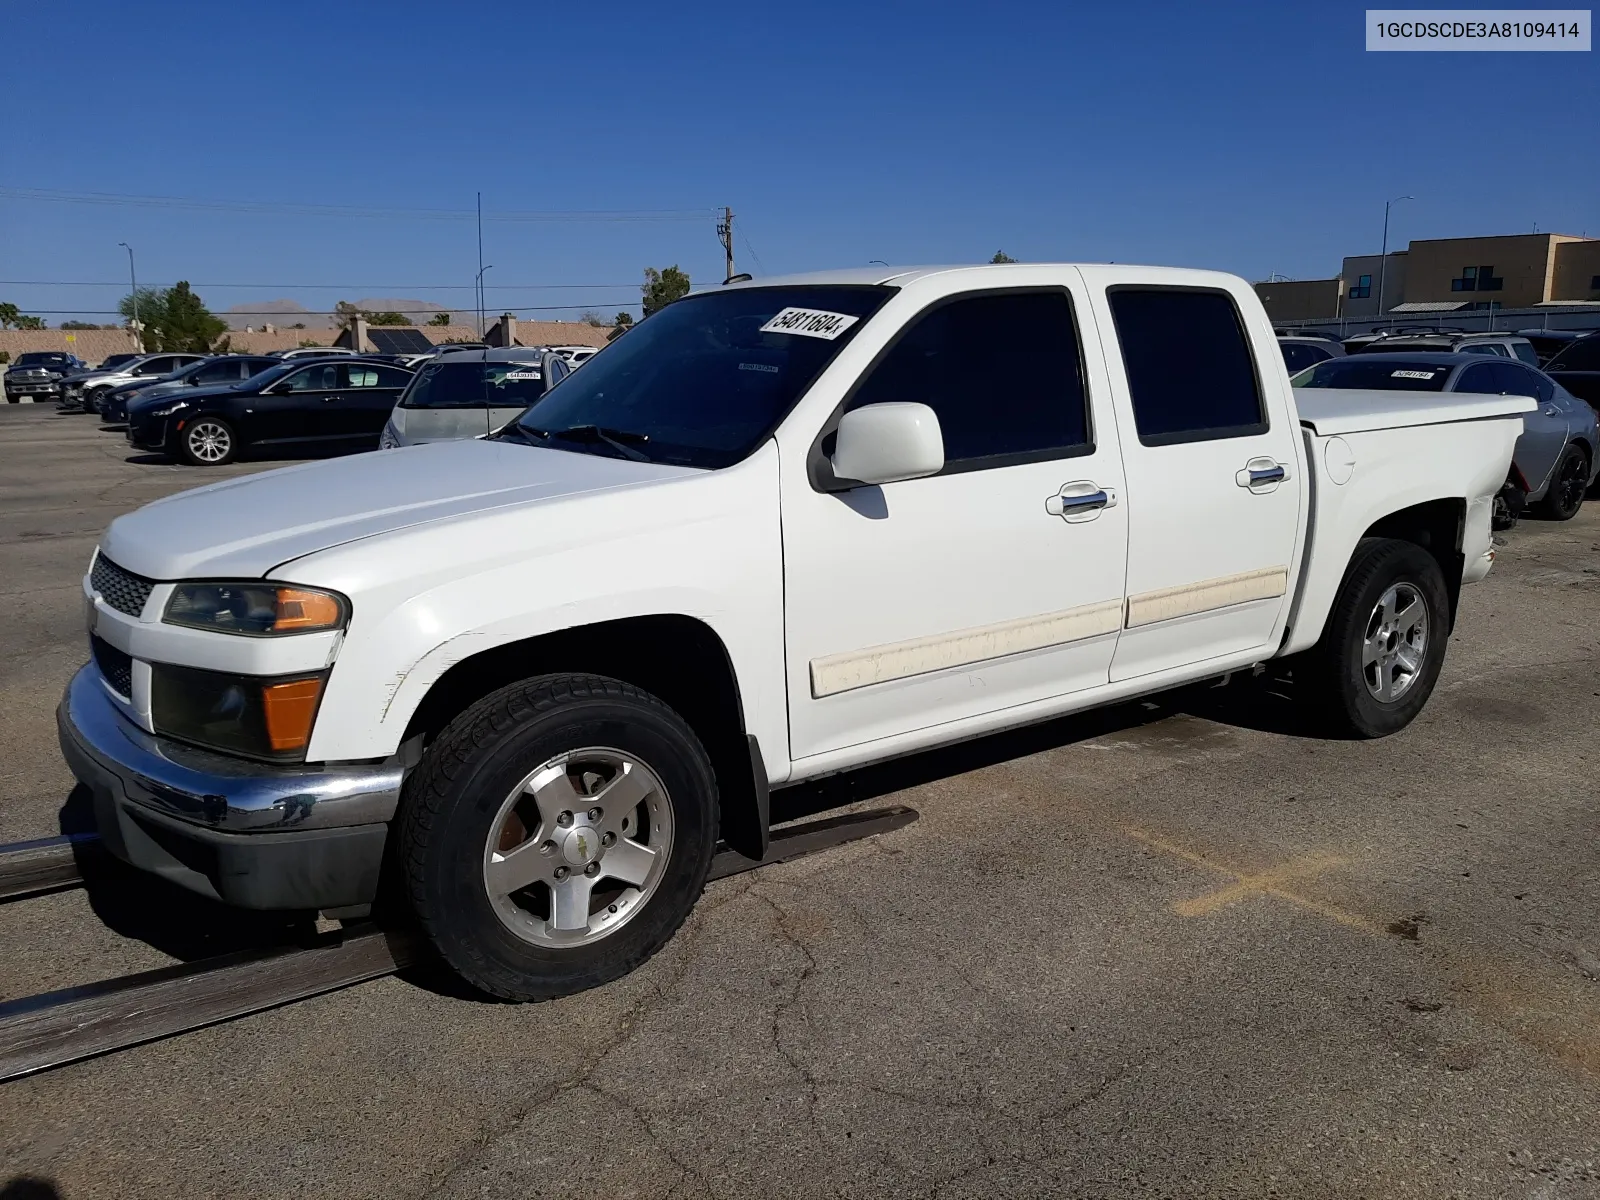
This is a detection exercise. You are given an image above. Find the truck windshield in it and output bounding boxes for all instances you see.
[509,285,893,468]
[1292,359,1452,391]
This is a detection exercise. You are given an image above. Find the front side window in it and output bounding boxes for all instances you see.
[134,357,172,375]
[1109,288,1266,445]
[196,361,241,383]
[282,364,340,391]
[346,366,380,388]
[511,285,892,469]
[845,291,1091,469]
[1511,342,1541,367]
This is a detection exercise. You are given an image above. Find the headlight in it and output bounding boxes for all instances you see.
[164,583,348,636]
[151,663,327,759]
[148,400,188,418]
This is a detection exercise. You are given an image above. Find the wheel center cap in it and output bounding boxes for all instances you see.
[561,825,602,866]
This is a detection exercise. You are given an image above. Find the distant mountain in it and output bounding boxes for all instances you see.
[224,298,459,331]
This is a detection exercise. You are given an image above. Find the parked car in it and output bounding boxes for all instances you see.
[4,351,86,402]
[65,353,207,414]
[1276,334,1345,373]
[66,263,1530,1002]
[1349,331,1541,365]
[1292,352,1598,520]
[125,356,413,465]
[271,346,357,359]
[57,355,139,408]
[97,356,282,424]
[1543,332,1600,413]
[551,345,600,366]
[1516,329,1590,366]
[379,348,570,447]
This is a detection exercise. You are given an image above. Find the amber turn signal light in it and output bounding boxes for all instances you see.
[274,588,345,633]
[261,677,325,752]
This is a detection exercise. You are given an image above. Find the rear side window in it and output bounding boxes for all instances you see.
[1454,363,1500,394]
[1279,342,1332,372]
[1109,288,1265,445]
[1512,342,1540,367]
[846,290,1091,469]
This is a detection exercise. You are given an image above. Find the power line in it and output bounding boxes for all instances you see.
[0,279,642,290]
[0,187,714,223]
[20,303,634,316]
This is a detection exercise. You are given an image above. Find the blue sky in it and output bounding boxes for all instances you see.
[3,0,1595,325]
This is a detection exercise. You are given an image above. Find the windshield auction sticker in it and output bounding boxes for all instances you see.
[1366,9,1589,49]
[760,308,860,339]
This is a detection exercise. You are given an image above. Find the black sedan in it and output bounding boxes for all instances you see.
[126,357,414,465]
[99,355,282,424]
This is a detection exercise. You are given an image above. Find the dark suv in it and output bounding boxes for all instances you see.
[1544,333,1600,411]
[4,352,86,402]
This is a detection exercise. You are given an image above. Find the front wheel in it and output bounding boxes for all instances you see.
[1538,443,1588,521]
[1300,538,1450,738]
[177,416,238,465]
[399,674,719,1001]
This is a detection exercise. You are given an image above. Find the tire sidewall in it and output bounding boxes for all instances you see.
[1333,542,1449,737]
[1545,445,1587,520]
[410,688,717,996]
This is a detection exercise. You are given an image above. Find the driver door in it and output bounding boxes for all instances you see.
[247,363,339,444]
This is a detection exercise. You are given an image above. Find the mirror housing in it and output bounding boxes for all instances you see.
[266,380,293,395]
[829,402,944,487]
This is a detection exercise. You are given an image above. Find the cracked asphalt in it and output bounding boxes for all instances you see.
[2,404,1599,1198]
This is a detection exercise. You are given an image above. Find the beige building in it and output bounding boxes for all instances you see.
[1339,252,1408,319]
[1253,278,1345,323]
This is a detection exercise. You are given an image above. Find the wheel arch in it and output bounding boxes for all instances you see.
[400,614,769,859]
[1358,497,1465,629]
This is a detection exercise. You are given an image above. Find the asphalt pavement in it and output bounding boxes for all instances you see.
[1,405,1598,1198]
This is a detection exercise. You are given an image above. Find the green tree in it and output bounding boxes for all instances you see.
[298,338,325,348]
[427,312,453,327]
[990,251,1018,264]
[369,311,411,326]
[117,282,226,352]
[641,266,690,317]
[607,311,635,342]
[15,315,45,329]
[580,310,604,327]
[59,321,105,330]
[0,302,21,328]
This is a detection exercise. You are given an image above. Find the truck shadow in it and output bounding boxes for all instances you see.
[49,671,1325,975]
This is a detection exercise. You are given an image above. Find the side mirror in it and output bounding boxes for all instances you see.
[830,402,944,487]
[266,381,293,395]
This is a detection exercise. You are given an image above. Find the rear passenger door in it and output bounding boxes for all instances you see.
[1086,274,1306,682]
[323,364,411,442]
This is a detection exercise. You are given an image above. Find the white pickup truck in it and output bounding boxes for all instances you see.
[60,264,1531,1000]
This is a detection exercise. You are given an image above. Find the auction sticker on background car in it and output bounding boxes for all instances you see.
[760,307,860,339]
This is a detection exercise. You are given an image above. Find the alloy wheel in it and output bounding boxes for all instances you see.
[1362,582,1428,702]
[482,747,673,948]
[186,421,232,463]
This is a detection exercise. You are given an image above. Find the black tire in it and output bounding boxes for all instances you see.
[176,416,239,466]
[1300,538,1450,739]
[399,673,719,1001]
[1537,443,1588,521]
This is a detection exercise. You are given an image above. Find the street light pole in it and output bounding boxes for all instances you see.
[117,242,140,351]
[1377,195,1412,324]
[476,265,493,340]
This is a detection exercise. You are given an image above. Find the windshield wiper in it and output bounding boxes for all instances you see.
[523,424,653,463]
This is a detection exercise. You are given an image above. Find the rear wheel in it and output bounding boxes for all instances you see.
[1300,538,1449,738]
[399,674,718,1001]
[1538,443,1588,521]
[178,417,238,465]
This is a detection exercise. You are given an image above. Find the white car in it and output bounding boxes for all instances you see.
[61,263,1529,1002]
[551,345,599,366]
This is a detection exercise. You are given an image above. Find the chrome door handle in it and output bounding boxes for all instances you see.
[1046,482,1118,522]
[1235,457,1289,491]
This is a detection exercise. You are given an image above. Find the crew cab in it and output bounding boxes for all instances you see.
[59,264,1531,1002]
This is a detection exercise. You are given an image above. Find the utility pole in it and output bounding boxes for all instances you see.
[118,242,141,352]
[1377,195,1412,324]
[717,207,735,280]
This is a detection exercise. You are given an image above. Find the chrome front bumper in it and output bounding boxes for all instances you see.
[57,665,404,909]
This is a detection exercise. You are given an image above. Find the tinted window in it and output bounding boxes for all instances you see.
[1548,336,1600,372]
[1109,288,1265,444]
[514,285,891,469]
[16,353,71,366]
[375,366,412,388]
[283,364,340,391]
[1280,342,1332,372]
[133,358,171,375]
[846,291,1090,468]
[1294,359,1451,391]
[195,361,243,383]
[1454,363,1499,394]
[1477,362,1553,403]
[402,360,543,408]
[1511,342,1540,367]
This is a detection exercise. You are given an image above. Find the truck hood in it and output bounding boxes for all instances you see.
[100,439,699,580]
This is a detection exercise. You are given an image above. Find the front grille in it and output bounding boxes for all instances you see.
[91,636,134,698]
[90,553,155,618]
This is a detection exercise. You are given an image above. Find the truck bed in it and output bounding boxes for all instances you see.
[1294,388,1536,436]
